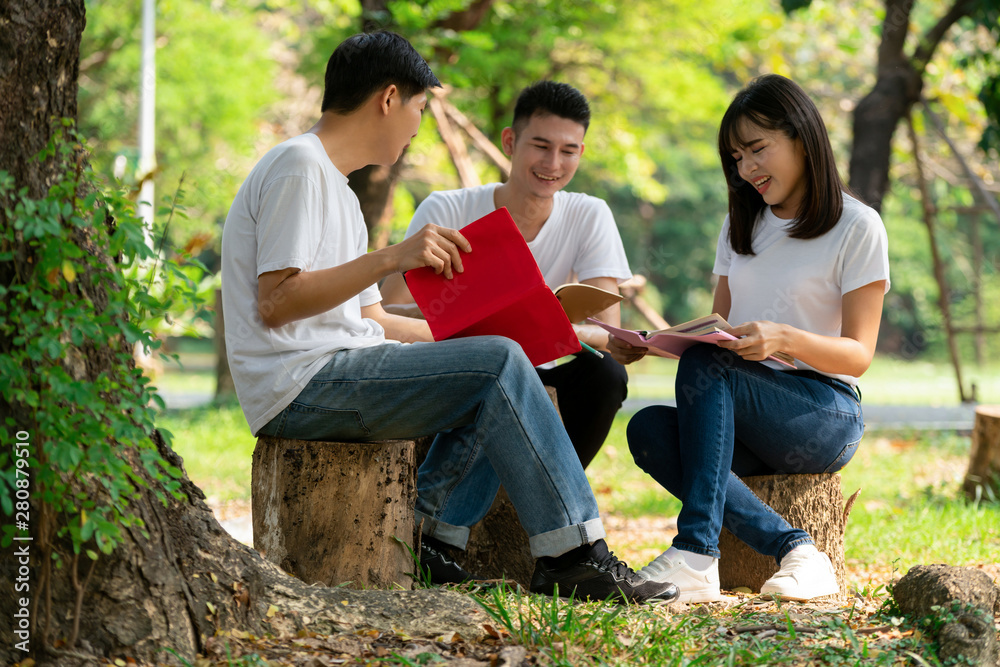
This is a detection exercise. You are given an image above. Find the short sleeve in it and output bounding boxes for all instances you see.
[405,192,463,239]
[713,215,734,277]
[840,209,891,295]
[572,200,632,283]
[255,173,323,277]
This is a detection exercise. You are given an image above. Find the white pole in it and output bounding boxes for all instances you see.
[138,0,156,240]
[136,0,156,369]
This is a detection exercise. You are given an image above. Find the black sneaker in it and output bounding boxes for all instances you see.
[418,536,480,585]
[529,539,680,604]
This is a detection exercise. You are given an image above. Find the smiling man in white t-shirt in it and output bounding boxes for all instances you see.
[381,82,632,468]
[221,33,675,604]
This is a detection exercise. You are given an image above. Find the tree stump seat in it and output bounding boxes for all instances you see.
[251,436,417,590]
[718,473,860,599]
[964,405,1000,501]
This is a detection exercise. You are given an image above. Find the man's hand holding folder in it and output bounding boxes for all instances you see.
[387,223,471,280]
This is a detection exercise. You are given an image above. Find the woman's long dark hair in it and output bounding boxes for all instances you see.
[718,74,847,255]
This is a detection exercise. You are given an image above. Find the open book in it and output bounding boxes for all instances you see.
[553,283,623,323]
[588,313,795,367]
[404,208,582,366]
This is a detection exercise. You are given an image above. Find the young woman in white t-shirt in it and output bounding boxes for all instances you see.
[609,74,889,603]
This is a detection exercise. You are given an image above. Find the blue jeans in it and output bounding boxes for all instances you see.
[627,344,863,562]
[258,336,604,558]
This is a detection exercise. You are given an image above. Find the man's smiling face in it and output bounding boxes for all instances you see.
[504,112,586,199]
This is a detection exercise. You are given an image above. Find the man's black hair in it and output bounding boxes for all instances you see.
[512,81,591,133]
[321,31,440,114]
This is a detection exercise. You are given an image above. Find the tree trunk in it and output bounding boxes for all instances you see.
[0,0,85,202]
[963,406,1000,502]
[349,162,404,246]
[0,4,487,664]
[717,474,858,599]
[848,66,918,211]
[2,433,486,665]
[907,114,970,402]
[847,0,976,211]
[847,0,920,211]
[251,436,417,590]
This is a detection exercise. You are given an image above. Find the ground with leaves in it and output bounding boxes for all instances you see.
[13,557,999,667]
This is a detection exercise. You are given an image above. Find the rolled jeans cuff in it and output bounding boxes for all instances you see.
[529,518,606,559]
[415,510,470,550]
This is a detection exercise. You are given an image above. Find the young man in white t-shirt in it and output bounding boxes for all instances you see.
[221,32,675,604]
[381,81,632,468]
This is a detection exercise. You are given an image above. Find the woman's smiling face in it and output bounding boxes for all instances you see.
[730,120,807,220]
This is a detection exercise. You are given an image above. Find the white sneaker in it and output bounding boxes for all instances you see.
[637,549,723,604]
[760,545,839,601]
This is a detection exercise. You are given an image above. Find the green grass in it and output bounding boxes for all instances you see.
[469,585,940,666]
[153,368,216,395]
[857,357,1000,405]
[840,430,1000,570]
[622,354,1000,405]
[157,401,256,503]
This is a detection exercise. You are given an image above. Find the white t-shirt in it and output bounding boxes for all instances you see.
[713,192,890,386]
[404,183,632,288]
[222,133,385,434]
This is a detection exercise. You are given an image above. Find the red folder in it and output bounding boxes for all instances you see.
[404,208,581,366]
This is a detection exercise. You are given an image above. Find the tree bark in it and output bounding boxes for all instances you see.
[963,406,1000,502]
[847,0,976,211]
[251,436,417,590]
[348,162,404,242]
[717,474,858,599]
[0,0,85,200]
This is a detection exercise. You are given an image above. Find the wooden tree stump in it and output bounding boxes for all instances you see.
[963,405,1000,502]
[718,473,859,598]
[252,436,417,590]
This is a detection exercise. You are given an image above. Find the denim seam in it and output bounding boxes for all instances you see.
[823,432,863,473]
[433,434,486,523]
[286,402,372,435]
[271,408,289,438]
[308,369,502,385]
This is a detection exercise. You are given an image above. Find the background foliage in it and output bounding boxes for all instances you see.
[77,0,1000,362]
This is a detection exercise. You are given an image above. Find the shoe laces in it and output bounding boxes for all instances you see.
[592,548,635,581]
